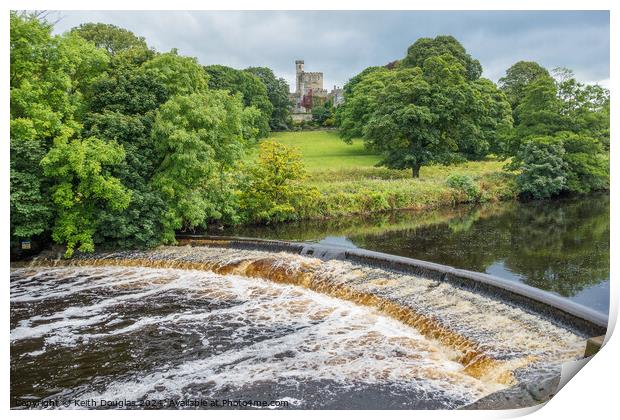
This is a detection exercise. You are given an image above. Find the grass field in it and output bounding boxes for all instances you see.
[262,131,380,170]
[255,130,517,219]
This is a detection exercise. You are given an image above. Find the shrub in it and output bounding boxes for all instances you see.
[509,133,608,199]
[510,136,568,199]
[239,141,318,223]
[446,174,480,202]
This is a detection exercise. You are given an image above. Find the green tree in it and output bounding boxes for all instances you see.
[511,76,565,150]
[41,134,131,257]
[339,41,511,178]
[239,141,318,223]
[71,23,148,56]
[150,91,258,240]
[505,65,610,198]
[83,65,171,249]
[10,12,109,249]
[338,67,390,140]
[552,67,610,147]
[401,35,482,80]
[143,50,209,96]
[499,61,550,120]
[246,66,292,130]
[205,64,273,138]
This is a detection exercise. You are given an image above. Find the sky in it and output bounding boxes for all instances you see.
[51,10,610,91]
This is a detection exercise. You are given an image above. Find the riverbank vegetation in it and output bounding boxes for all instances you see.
[10,13,609,257]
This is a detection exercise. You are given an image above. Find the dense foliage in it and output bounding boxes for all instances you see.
[504,67,609,198]
[239,141,318,223]
[9,13,285,256]
[339,35,609,198]
[246,67,292,130]
[204,64,273,138]
[151,91,259,240]
[338,36,512,177]
[498,61,550,123]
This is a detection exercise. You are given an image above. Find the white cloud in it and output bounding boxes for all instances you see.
[51,10,610,89]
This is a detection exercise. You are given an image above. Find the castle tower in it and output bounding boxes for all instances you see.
[295,60,304,95]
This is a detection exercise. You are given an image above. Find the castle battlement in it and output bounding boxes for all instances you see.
[292,59,343,115]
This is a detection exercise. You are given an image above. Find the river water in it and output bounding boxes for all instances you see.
[220,194,610,314]
[11,245,589,409]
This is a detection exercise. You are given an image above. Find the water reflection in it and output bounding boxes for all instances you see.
[219,194,610,313]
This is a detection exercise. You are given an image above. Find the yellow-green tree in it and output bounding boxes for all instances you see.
[239,141,318,223]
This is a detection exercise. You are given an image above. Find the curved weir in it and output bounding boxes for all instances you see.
[10,240,607,409]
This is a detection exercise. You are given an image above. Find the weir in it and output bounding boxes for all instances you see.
[10,236,608,409]
[175,234,608,338]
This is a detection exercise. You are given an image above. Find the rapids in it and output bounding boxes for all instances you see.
[10,246,588,409]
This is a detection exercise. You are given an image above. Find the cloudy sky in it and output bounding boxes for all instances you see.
[52,10,610,91]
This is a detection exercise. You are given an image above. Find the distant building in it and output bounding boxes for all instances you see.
[291,60,344,120]
[328,85,344,107]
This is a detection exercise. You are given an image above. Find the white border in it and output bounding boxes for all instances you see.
[2,2,617,420]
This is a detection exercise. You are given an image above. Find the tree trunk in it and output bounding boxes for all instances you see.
[412,165,421,178]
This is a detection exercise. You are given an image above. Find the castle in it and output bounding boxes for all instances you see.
[291,59,344,120]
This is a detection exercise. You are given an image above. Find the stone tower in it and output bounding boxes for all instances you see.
[295,60,305,95]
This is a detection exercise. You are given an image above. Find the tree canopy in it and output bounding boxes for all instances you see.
[338,36,511,177]
[246,66,292,130]
[499,61,550,120]
[204,64,273,138]
[401,35,483,81]
[10,12,275,256]
[71,22,148,56]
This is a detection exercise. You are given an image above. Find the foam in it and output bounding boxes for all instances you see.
[12,265,504,407]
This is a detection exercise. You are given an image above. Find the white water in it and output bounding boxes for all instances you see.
[10,246,589,409]
[11,265,501,408]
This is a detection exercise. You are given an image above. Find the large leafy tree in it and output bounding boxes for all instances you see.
[238,141,318,223]
[552,67,610,147]
[41,135,131,257]
[339,38,511,177]
[143,50,210,96]
[150,91,259,241]
[204,64,272,138]
[505,66,609,198]
[512,75,565,150]
[246,66,292,130]
[83,63,171,249]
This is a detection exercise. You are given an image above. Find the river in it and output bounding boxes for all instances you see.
[219,194,610,314]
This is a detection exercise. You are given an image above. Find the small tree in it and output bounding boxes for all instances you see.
[239,141,317,223]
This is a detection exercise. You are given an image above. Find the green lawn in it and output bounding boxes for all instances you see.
[261,130,380,170]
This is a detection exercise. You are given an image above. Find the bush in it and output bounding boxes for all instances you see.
[509,133,608,199]
[238,141,319,223]
[446,174,480,202]
[511,136,568,199]
[560,132,609,193]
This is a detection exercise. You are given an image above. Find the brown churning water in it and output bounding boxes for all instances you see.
[10,245,587,409]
